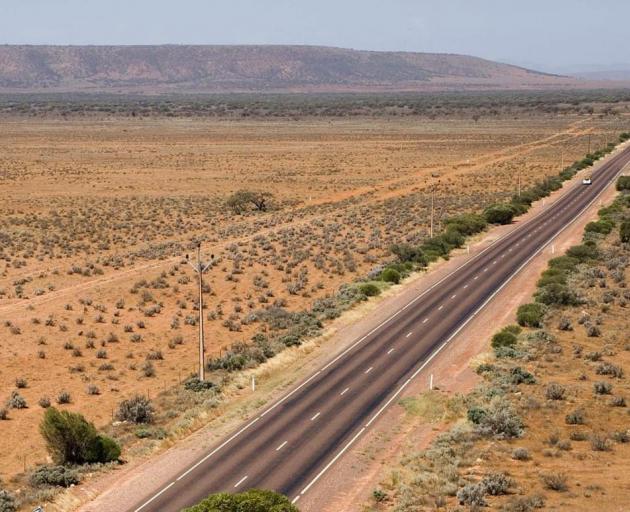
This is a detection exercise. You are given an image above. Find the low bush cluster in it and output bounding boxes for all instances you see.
[29,465,80,488]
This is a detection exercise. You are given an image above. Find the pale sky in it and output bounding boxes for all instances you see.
[1,0,628,72]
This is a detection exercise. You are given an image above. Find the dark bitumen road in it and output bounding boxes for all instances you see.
[131,145,630,512]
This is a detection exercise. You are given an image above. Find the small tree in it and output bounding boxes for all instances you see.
[39,407,120,464]
[620,220,630,243]
[226,190,273,214]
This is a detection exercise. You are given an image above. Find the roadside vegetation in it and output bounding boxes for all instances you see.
[183,489,299,512]
[373,176,630,510]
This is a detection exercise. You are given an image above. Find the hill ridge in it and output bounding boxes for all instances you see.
[0,44,575,93]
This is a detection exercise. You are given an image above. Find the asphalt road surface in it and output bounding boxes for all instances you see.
[131,145,630,512]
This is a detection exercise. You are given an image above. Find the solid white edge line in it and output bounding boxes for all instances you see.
[133,482,175,512]
[276,441,288,451]
[295,155,628,501]
[133,147,629,511]
[234,475,248,488]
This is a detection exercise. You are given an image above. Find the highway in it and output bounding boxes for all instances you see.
[131,145,630,512]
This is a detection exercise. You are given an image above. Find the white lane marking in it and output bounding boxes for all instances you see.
[340,387,350,395]
[422,317,429,324]
[463,284,469,289]
[365,366,373,374]
[387,348,395,355]
[276,441,288,451]
[483,267,488,272]
[473,275,479,280]
[438,304,444,310]
[311,412,321,421]
[405,331,412,337]
[493,260,497,264]
[292,495,301,504]
[174,416,261,482]
[451,294,457,299]
[234,475,248,488]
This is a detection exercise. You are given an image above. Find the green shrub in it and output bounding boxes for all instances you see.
[29,465,80,487]
[585,219,614,235]
[467,406,487,425]
[484,204,515,225]
[444,213,487,236]
[566,244,598,262]
[547,255,580,273]
[491,331,517,349]
[39,407,121,464]
[509,367,536,385]
[620,220,630,243]
[0,490,17,512]
[184,377,217,392]
[516,303,545,327]
[182,489,299,512]
[116,395,154,424]
[358,283,381,297]
[616,176,630,191]
[389,243,427,265]
[381,268,401,284]
[535,283,580,306]
[536,268,567,287]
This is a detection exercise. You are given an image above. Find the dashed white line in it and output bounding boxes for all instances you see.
[451,294,457,299]
[311,412,321,421]
[234,475,248,488]
[365,366,373,374]
[438,304,444,310]
[276,441,288,451]
[473,275,479,280]
[405,331,412,338]
[422,317,429,324]
[340,387,350,395]
[387,348,395,355]
[463,284,469,289]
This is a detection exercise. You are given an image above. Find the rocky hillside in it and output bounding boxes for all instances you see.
[0,45,575,93]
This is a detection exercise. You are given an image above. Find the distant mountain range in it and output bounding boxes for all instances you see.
[0,45,583,93]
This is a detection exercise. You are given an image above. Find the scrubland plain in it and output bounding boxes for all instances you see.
[0,99,628,502]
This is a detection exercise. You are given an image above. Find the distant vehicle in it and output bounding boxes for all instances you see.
[582,177,592,185]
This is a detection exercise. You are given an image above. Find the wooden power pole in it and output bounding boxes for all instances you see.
[187,244,214,381]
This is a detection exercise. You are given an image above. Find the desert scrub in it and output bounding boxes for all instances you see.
[516,303,545,327]
[29,465,80,488]
[116,395,155,424]
[7,391,27,409]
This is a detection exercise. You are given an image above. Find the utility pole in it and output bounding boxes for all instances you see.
[186,244,214,381]
[430,186,435,238]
